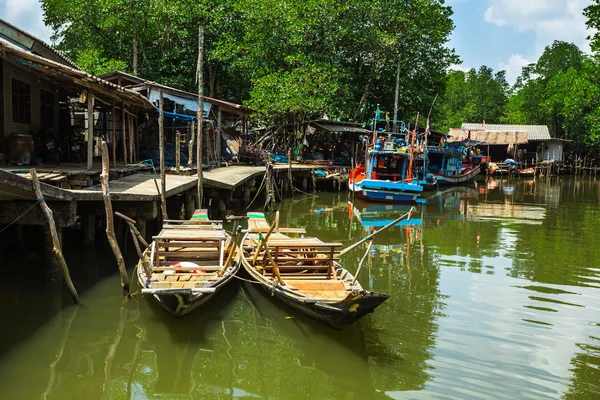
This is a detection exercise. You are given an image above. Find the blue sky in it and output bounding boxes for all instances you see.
[448,0,594,83]
[0,0,595,84]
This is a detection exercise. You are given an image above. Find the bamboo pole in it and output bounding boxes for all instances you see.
[87,94,94,170]
[197,26,205,208]
[121,102,127,166]
[175,131,181,172]
[115,212,149,247]
[340,207,414,256]
[159,90,167,218]
[30,169,80,304]
[351,240,373,286]
[219,217,246,276]
[111,101,117,168]
[100,141,130,296]
[188,121,195,167]
[407,114,419,182]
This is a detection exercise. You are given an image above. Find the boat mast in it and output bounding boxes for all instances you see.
[407,113,419,182]
[393,57,401,134]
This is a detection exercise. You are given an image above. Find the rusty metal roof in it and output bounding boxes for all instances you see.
[0,37,154,110]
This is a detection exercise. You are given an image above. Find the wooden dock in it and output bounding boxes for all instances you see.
[0,162,348,231]
[203,164,318,190]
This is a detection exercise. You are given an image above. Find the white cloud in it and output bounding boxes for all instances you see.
[0,0,53,43]
[499,54,532,84]
[448,64,472,73]
[484,0,594,55]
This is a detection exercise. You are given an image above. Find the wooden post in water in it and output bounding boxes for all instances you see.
[111,101,117,168]
[121,103,127,166]
[30,169,80,304]
[100,141,130,297]
[87,93,94,169]
[159,90,167,217]
[197,26,205,209]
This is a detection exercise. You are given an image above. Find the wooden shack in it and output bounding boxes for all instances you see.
[99,71,254,167]
[0,19,154,169]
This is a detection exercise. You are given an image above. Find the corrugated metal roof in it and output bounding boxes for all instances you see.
[461,124,551,141]
[0,37,154,110]
[0,18,79,69]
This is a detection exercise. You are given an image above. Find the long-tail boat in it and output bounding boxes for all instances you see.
[239,212,390,328]
[136,209,241,317]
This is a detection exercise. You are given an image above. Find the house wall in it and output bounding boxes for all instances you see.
[538,141,563,162]
[2,60,59,148]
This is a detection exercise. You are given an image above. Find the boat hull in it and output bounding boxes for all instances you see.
[268,284,389,329]
[137,256,240,318]
[435,166,480,185]
[358,188,419,203]
[240,234,389,329]
[350,180,422,203]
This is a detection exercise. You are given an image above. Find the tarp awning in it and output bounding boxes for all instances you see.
[308,120,371,134]
[448,128,528,145]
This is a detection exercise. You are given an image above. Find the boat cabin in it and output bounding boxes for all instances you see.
[366,134,419,182]
[427,141,482,177]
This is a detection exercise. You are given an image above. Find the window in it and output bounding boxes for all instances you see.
[40,89,54,128]
[12,78,31,124]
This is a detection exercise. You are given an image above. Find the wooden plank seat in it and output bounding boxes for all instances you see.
[266,239,343,248]
[153,229,226,241]
[246,211,305,235]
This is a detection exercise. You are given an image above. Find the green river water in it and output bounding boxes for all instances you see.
[0,177,599,399]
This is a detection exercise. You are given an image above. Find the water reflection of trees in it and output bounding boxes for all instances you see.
[563,336,600,399]
[279,193,444,395]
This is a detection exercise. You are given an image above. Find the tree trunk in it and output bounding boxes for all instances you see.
[100,142,130,297]
[30,169,80,304]
[354,64,376,121]
[208,64,216,98]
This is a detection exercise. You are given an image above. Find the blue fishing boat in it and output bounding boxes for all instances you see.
[427,138,483,185]
[349,111,435,203]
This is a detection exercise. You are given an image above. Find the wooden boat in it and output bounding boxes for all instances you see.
[239,212,390,328]
[427,140,482,185]
[515,167,535,177]
[136,209,240,317]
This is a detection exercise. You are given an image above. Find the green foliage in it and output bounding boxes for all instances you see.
[502,41,600,150]
[584,1,600,54]
[41,0,457,124]
[436,66,508,131]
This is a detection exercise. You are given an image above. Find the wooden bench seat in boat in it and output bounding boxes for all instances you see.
[246,212,306,235]
[283,280,350,300]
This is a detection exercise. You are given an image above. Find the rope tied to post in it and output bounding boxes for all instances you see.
[0,197,44,235]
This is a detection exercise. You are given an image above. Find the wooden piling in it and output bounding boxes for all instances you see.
[197,26,205,208]
[112,101,117,168]
[159,90,167,219]
[100,142,130,297]
[121,102,127,167]
[188,120,195,167]
[30,169,80,304]
[87,94,94,170]
[175,131,181,172]
[129,113,135,163]
[216,110,222,166]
